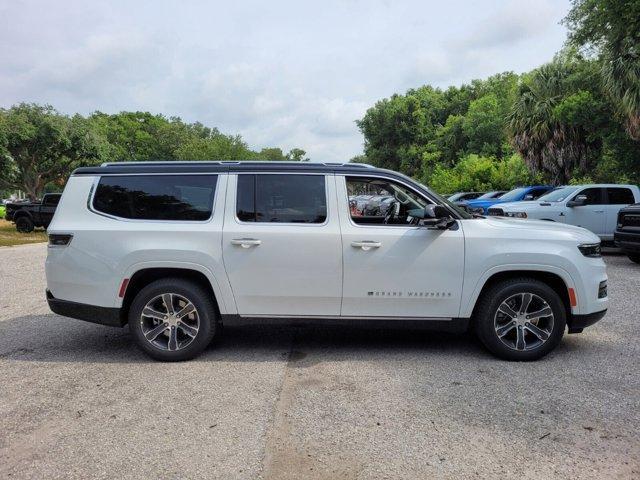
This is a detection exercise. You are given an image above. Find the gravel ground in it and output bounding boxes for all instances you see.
[0,243,638,479]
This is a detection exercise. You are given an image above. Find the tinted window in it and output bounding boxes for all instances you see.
[499,187,528,201]
[529,188,550,199]
[606,188,634,205]
[237,174,327,223]
[575,188,604,205]
[93,175,216,220]
[43,195,60,206]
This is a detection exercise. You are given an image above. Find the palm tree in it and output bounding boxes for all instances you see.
[601,50,640,139]
[508,62,589,185]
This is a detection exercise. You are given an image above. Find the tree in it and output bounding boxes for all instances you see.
[565,0,640,139]
[508,59,599,184]
[0,104,105,200]
[285,148,309,161]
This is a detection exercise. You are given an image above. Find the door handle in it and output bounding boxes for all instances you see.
[231,238,262,248]
[351,240,382,251]
[593,210,604,213]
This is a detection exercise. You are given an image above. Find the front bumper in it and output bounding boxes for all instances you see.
[567,309,607,334]
[614,231,640,254]
[46,290,125,327]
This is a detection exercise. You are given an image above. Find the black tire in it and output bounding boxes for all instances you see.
[474,278,566,361]
[128,278,218,361]
[628,254,640,264]
[15,216,34,233]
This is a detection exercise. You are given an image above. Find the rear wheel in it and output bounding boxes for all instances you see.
[628,254,640,264]
[128,278,218,361]
[474,278,566,361]
[15,216,34,233]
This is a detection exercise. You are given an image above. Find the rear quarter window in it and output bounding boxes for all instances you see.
[93,175,217,221]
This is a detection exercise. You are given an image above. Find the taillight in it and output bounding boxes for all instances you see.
[48,233,73,247]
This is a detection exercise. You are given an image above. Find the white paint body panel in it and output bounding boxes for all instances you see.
[335,175,464,317]
[46,171,608,322]
[221,174,342,316]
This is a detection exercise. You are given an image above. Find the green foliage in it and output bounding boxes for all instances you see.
[0,106,304,199]
[0,104,106,200]
[565,0,640,139]
[428,154,539,194]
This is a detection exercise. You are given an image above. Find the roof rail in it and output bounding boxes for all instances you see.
[99,160,377,168]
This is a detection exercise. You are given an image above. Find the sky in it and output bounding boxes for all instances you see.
[0,0,571,162]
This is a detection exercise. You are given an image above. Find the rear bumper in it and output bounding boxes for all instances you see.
[568,309,607,334]
[46,290,125,327]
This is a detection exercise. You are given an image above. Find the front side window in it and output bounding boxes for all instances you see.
[606,188,634,205]
[236,174,327,223]
[93,175,217,220]
[347,176,430,226]
[574,188,604,205]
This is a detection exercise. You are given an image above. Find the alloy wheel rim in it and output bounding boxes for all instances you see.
[493,292,554,351]
[140,293,200,351]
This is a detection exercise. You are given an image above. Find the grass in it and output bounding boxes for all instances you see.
[0,219,48,247]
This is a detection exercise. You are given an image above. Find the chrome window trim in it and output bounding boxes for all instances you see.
[233,172,331,228]
[87,174,219,224]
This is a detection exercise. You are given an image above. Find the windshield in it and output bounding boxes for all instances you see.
[498,187,528,202]
[537,186,579,202]
[477,191,501,199]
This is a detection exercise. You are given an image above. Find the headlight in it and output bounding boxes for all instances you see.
[505,211,528,218]
[578,243,601,258]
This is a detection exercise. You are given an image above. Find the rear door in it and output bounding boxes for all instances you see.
[338,175,464,318]
[222,173,342,317]
[604,187,636,239]
[562,187,606,236]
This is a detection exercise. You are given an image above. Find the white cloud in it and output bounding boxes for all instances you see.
[0,0,570,162]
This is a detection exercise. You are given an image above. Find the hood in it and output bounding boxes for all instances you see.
[479,216,600,243]
[465,199,500,209]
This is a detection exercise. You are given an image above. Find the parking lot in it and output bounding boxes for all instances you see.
[0,243,638,479]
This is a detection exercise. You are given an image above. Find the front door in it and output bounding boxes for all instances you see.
[562,187,606,236]
[222,173,342,317]
[338,175,465,318]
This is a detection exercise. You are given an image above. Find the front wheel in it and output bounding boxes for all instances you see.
[15,216,34,233]
[128,278,218,361]
[474,278,566,361]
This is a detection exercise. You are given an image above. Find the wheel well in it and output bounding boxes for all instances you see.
[13,212,32,220]
[472,270,571,319]
[120,268,219,324]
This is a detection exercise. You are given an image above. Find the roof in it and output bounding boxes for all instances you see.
[72,161,379,176]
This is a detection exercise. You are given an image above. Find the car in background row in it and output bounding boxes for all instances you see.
[447,192,484,202]
[490,184,640,243]
[5,193,61,232]
[465,186,553,214]
[455,191,507,211]
[614,203,640,263]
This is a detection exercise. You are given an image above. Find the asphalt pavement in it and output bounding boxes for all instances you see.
[1,243,638,479]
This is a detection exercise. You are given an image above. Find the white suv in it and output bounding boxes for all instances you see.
[489,184,640,241]
[46,162,609,361]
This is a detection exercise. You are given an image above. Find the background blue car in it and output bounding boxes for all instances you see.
[465,185,553,214]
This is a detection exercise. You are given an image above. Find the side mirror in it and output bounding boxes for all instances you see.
[523,194,534,201]
[409,205,454,229]
[567,194,587,207]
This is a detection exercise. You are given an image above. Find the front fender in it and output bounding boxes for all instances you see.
[460,263,577,318]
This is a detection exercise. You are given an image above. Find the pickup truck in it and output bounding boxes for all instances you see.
[6,193,62,232]
[489,184,640,242]
[45,161,608,362]
[614,203,640,263]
